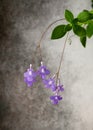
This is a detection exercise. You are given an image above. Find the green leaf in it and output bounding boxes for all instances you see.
[73,24,86,37]
[80,36,86,47]
[51,25,66,39]
[65,10,74,23]
[86,22,93,38]
[65,24,72,31]
[89,10,93,14]
[77,10,91,22]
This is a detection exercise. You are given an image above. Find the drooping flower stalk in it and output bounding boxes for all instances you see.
[56,32,69,83]
[35,18,69,104]
[37,61,50,79]
[24,18,68,104]
[36,18,65,61]
[36,18,69,81]
[23,9,93,104]
[24,64,37,87]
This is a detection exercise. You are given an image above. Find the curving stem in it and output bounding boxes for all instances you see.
[36,18,69,83]
[36,18,65,61]
[56,32,69,83]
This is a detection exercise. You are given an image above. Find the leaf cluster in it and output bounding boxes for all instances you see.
[51,9,93,47]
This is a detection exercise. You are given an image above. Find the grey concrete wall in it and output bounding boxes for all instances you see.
[0,0,93,130]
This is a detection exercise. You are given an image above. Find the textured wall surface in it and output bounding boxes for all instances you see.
[0,0,93,130]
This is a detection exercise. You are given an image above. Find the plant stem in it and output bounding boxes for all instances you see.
[56,32,69,83]
[36,18,69,83]
[36,18,65,61]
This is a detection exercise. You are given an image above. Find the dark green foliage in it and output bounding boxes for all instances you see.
[51,24,72,39]
[77,10,92,22]
[80,36,86,47]
[72,24,86,37]
[65,24,72,31]
[51,25,66,39]
[65,10,74,23]
[86,22,93,38]
[51,9,93,47]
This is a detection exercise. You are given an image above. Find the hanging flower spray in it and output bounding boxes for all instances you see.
[24,9,93,104]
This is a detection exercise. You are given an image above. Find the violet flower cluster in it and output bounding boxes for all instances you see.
[24,62,64,105]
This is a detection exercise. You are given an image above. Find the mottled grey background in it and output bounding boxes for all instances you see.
[0,0,93,130]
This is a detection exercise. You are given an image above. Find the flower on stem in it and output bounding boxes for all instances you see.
[49,78,64,104]
[57,84,64,92]
[23,62,64,105]
[55,79,64,93]
[50,95,62,105]
[24,64,37,87]
[55,84,64,94]
[43,77,56,91]
[37,61,50,79]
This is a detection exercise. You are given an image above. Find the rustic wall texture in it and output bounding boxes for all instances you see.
[0,0,93,130]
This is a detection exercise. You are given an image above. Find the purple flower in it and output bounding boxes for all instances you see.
[50,95,62,104]
[24,77,35,87]
[53,79,64,93]
[56,84,64,92]
[24,64,37,87]
[37,62,50,79]
[43,78,56,91]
